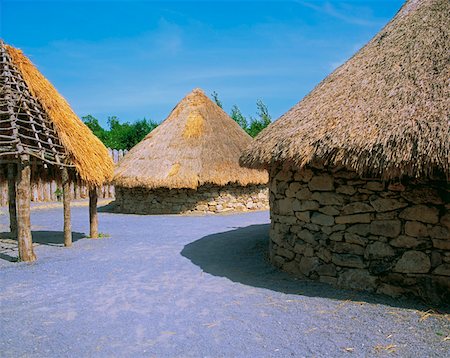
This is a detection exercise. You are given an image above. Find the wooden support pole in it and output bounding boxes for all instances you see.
[7,163,17,238]
[62,167,72,247]
[17,155,36,262]
[89,186,98,238]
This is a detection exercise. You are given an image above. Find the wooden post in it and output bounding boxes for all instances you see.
[62,167,72,247]
[7,163,17,238]
[16,155,36,262]
[89,186,98,238]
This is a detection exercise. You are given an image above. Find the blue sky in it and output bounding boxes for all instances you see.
[1,0,404,127]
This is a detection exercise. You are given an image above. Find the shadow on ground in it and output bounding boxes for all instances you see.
[181,224,449,312]
[0,231,85,262]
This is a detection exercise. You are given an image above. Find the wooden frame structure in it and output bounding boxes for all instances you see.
[0,40,99,262]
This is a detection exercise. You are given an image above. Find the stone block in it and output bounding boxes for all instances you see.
[347,224,371,236]
[404,221,429,237]
[299,256,320,275]
[364,242,395,260]
[390,235,430,249]
[336,185,356,195]
[366,181,384,191]
[311,212,335,226]
[308,175,334,191]
[293,200,320,212]
[295,188,312,200]
[370,198,408,212]
[394,251,431,273]
[341,202,375,215]
[337,269,378,291]
[297,229,315,244]
[319,276,337,285]
[316,263,336,276]
[401,187,444,205]
[272,255,286,267]
[344,233,368,246]
[433,264,450,276]
[275,170,292,181]
[277,247,295,260]
[370,220,401,238]
[332,254,365,268]
[432,239,450,250]
[428,226,449,239]
[335,214,372,224]
[399,205,439,224]
[329,232,343,242]
[311,192,345,206]
[295,211,311,223]
[294,169,313,182]
[333,242,365,256]
[440,213,450,230]
[377,284,405,298]
[278,198,295,215]
[319,206,340,216]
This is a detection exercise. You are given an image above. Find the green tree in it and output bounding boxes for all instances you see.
[211,91,223,109]
[247,99,271,137]
[82,115,158,150]
[230,105,248,130]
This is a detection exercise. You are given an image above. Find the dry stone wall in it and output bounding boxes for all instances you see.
[269,163,450,304]
[115,184,268,214]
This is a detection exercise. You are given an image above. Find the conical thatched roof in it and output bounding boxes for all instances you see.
[240,0,449,180]
[114,88,268,189]
[0,40,113,186]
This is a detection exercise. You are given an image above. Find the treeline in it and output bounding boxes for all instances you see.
[82,92,271,150]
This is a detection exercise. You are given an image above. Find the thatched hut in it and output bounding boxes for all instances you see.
[0,40,114,261]
[113,88,268,214]
[240,0,449,303]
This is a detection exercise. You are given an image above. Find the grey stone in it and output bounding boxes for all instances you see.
[319,206,340,216]
[332,254,365,268]
[294,169,313,182]
[341,202,374,215]
[272,255,286,267]
[295,211,311,223]
[433,264,450,276]
[299,256,320,275]
[333,242,365,256]
[311,212,335,226]
[336,185,356,195]
[293,242,306,254]
[347,224,371,236]
[330,224,346,233]
[319,276,337,285]
[432,239,450,250]
[404,221,428,237]
[390,235,430,249]
[431,252,442,268]
[297,229,315,244]
[316,248,332,263]
[337,269,378,291]
[440,213,450,230]
[370,220,401,238]
[335,214,372,224]
[296,188,313,200]
[316,263,336,276]
[428,226,449,239]
[344,233,368,246]
[275,169,292,181]
[308,175,334,191]
[311,192,345,206]
[364,242,395,260]
[293,200,319,212]
[394,251,431,273]
[401,187,444,205]
[377,284,405,298]
[278,198,295,215]
[399,205,439,224]
[366,181,384,191]
[329,232,344,241]
[370,198,408,212]
[304,223,320,232]
[277,247,295,260]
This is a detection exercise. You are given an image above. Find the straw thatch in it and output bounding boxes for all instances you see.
[240,0,450,180]
[3,43,113,186]
[114,88,268,189]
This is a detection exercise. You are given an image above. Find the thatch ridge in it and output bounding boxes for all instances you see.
[114,88,268,189]
[6,45,114,186]
[240,0,450,180]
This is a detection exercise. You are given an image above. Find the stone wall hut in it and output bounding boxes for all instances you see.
[240,0,449,303]
[0,41,114,261]
[113,88,268,214]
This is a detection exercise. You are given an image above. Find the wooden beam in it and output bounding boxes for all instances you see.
[89,186,98,238]
[16,154,35,262]
[7,163,17,238]
[62,167,72,247]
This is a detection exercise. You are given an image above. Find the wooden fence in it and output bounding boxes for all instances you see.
[0,148,127,205]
